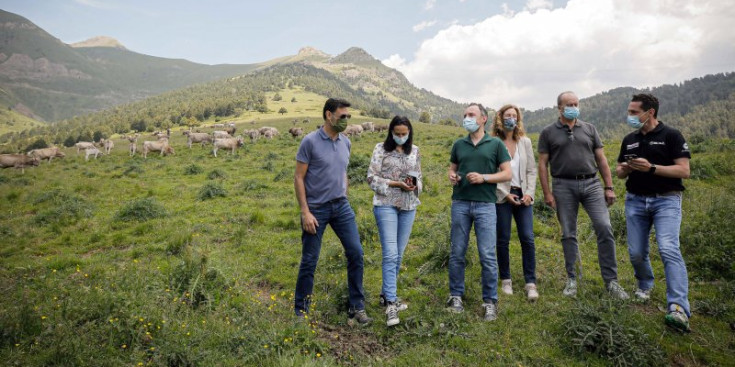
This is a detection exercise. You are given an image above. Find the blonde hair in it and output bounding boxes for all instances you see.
[491,104,525,141]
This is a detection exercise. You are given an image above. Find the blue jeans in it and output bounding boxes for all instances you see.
[552,177,618,283]
[496,188,536,284]
[449,200,498,303]
[294,198,365,315]
[625,193,690,317]
[374,206,416,303]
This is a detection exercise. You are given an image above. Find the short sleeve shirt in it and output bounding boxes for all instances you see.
[450,133,511,202]
[538,119,603,177]
[617,122,691,195]
[296,127,351,205]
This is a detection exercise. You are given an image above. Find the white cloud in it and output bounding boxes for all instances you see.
[389,0,735,110]
[412,20,438,32]
[382,54,407,69]
[424,0,436,10]
[524,0,553,12]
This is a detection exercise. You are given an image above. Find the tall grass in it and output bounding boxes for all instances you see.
[0,120,733,366]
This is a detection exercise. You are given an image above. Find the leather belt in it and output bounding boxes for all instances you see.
[552,173,597,180]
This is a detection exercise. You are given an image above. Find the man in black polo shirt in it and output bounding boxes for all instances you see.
[538,91,628,299]
[616,93,692,332]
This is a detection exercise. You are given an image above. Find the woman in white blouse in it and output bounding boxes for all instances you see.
[491,104,539,301]
[367,116,422,327]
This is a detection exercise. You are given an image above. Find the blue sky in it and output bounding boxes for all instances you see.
[0,0,533,64]
[1,0,734,109]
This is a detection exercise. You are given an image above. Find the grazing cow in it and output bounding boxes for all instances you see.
[288,127,303,138]
[101,139,114,154]
[75,142,96,154]
[374,124,388,132]
[85,147,102,161]
[27,146,65,162]
[126,134,139,156]
[224,126,236,135]
[184,131,212,148]
[212,136,244,157]
[142,140,174,159]
[244,129,260,142]
[154,132,170,140]
[0,154,40,173]
[258,127,279,138]
[361,122,374,132]
[344,124,363,137]
[213,131,231,139]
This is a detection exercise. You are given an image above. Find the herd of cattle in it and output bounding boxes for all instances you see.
[0,121,386,173]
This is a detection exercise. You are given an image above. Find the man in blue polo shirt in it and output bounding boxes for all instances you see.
[446,103,511,321]
[293,98,371,325]
[616,93,692,332]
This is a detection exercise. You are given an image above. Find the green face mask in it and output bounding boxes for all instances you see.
[332,118,348,132]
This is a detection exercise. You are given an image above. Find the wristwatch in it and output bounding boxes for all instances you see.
[482,174,489,183]
[604,186,614,191]
[649,164,657,174]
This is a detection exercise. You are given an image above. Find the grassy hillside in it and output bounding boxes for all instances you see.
[523,73,735,140]
[1,119,733,366]
[0,106,43,135]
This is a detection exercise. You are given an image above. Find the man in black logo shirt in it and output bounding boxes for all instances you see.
[616,93,692,332]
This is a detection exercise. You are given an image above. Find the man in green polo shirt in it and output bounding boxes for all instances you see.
[446,103,512,321]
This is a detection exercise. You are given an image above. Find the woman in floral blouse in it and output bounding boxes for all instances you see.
[367,115,422,327]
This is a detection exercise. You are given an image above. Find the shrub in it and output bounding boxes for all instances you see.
[114,197,167,222]
[184,164,203,175]
[562,299,666,367]
[273,168,290,182]
[261,161,275,172]
[207,169,227,180]
[33,190,94,225]
[347,154,370,184]
[123,163,144,177]
[198,182,227,200]
[682,194,735,280]
[239,180,268,192]
[169,246,229,309]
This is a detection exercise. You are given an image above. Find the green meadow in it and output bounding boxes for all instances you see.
[1,117,733,366]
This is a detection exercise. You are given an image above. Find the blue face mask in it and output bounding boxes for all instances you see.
[562,106,580,120]
[503,118,517,130]
[392,134,408,146]
[462,117,480,133]
[626,110,650,129]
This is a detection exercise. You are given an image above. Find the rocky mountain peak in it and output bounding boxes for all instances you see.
[70,36,127,50]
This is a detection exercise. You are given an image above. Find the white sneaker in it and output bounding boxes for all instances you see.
[525,283,539,302]
[385,303,400,327]
[634,288,651,301]
[501,279,513,295]
[563,278,577,297]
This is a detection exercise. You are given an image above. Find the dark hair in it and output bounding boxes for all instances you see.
[383,116,413,155]
[466,102,488,119]
[322,98,351,120]
[631,93,659,118]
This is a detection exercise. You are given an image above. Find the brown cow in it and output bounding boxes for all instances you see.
[0,154,40,173]
[28,147,66,162]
